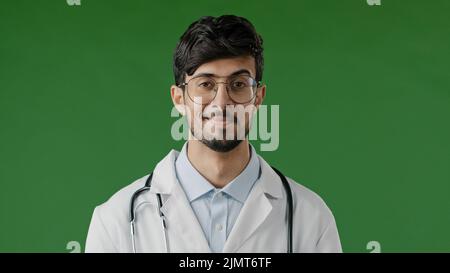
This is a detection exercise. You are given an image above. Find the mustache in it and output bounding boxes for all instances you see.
[202,108,237,122]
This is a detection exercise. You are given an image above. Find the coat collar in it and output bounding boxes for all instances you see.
[148,147,283,199]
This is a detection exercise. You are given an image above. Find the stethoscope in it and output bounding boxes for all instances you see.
[129,166,293,253]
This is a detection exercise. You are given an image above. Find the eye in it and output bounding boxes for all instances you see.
[197,80,214,89]
[231,80,247,89]
[200,82,211,87]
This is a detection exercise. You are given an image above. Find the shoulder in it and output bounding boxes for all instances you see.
[94,174,149,223]
[90,149,179,228]
[85,174,150,252]
[257,153,336,223]
[283,175,338,231]
[287,176,331,210]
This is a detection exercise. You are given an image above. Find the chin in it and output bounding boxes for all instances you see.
[200,139,243,153]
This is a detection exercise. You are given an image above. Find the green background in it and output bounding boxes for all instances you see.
[1,0,449,252]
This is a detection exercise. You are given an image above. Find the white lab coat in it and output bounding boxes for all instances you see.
[85,149,342,253]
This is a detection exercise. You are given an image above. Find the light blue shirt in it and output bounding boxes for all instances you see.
[175,142,261,253]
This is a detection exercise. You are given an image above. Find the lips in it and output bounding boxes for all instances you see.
[201,116,234,131]
[203,113,234,121]
[212,116,230,122]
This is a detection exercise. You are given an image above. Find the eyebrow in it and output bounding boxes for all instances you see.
[192,69,252,78]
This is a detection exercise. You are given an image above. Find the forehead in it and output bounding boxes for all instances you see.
[188,56,256,79]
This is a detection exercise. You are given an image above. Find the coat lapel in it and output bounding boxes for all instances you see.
[222,182,272,252]
[148,149,211,252]
[223,155,283,252]
[159,183,211,252]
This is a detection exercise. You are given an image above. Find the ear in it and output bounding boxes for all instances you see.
[254,84,266,109]
[171,85,186,115]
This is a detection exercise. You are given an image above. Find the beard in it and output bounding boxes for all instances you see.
[187,102,255,153]
[190,126,249,153]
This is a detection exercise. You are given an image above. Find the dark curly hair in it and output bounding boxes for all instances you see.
[173,15,264,86]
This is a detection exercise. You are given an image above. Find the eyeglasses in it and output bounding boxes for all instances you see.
[178,74,261,105]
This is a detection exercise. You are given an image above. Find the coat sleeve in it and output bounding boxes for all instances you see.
[315,216,342,253]
[85,206,119,253]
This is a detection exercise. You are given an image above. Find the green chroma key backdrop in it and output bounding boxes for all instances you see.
[1,0,449,252]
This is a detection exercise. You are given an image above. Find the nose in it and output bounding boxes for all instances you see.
[210,82,233,108]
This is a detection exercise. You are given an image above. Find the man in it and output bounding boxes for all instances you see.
[85,15,342,253]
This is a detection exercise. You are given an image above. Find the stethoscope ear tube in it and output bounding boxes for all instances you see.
[129,173,153,253]
[272,166,294,253]
[129,173,153,222]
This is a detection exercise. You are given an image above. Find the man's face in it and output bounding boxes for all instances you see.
[171,56,266,152]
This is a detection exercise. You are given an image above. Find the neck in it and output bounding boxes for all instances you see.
[186,139,251,188]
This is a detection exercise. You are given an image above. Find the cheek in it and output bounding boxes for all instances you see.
[185,103,206,124]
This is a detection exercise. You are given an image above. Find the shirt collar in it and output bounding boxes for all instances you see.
[175,142,261,203]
